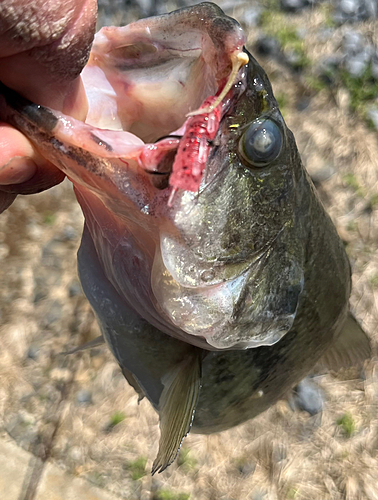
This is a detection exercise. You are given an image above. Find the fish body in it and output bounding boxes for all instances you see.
[0,2,371,472]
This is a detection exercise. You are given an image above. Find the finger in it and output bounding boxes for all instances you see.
[0,161,65,195]
[0,122,65,194]
[0,123,37,184]
[0,0,97,118]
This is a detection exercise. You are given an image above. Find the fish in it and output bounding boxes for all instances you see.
[0,2,371,474]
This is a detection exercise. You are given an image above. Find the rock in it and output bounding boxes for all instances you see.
[39,460,121,499]
[334,0,378,23]
[316,55,342,85]
[241,6,261,28]
[345,54,370,77]
[317,27,334,42]
[75,389,93,405]
[367,107,378,131]
[68,281,82,298]
[27,344,40,360]
[60,225,78,241]
[290,377,325,415]
[343,30,365,55]
[255,35,281,56]
[341,33,375,77]
[281,0,307,11]
[280,0,318,11]
[333,10,348,24]
[343,42,373,78]
[309,164,335,185]
[44,300,63,326]
[284,49,305,71]
[371,52,378,80]
[364,0,378,17]
[137,0,155,16]
[340,0,360,16]
[237,461,256,477]
[98,0,125,16]
[296,96,311,112]
[0,439,41,500]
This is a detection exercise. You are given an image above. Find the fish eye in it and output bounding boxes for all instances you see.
[239,118,282,167]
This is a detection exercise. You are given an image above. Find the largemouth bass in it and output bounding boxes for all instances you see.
[0,2,371,473]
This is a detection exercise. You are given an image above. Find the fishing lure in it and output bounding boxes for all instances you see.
[168,51,249,205]
[167,97,222,201]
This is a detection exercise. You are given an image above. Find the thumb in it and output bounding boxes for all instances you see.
[0,0,97,118]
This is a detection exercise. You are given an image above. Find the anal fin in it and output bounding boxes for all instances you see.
[320,312,372,371]
[152,347,202,474]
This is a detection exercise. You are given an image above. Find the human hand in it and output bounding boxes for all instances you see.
[0,0,97,212]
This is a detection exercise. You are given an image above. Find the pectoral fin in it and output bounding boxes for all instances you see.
[121,366,145,403]
[320,312,372,371]
[62,335,105,355]
[152,348,202,474]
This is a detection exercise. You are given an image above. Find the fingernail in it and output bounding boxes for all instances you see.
[0,156,37,185]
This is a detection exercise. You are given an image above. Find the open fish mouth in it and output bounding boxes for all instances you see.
[56,2,248,200]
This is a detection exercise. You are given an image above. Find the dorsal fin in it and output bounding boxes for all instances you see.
[61,335,105,355]
[320,312,372,371]
[152,348,202,474]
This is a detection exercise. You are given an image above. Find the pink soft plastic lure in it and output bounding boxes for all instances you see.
[168,97,221,204]
[169,50,249,202]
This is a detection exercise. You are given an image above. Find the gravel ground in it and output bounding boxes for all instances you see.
[0,1,377,499]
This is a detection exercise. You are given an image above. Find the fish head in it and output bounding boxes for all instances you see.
[0,3,308,350]
[153,53,308,350]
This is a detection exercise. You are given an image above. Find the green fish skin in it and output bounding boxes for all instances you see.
[0,2,371,473]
